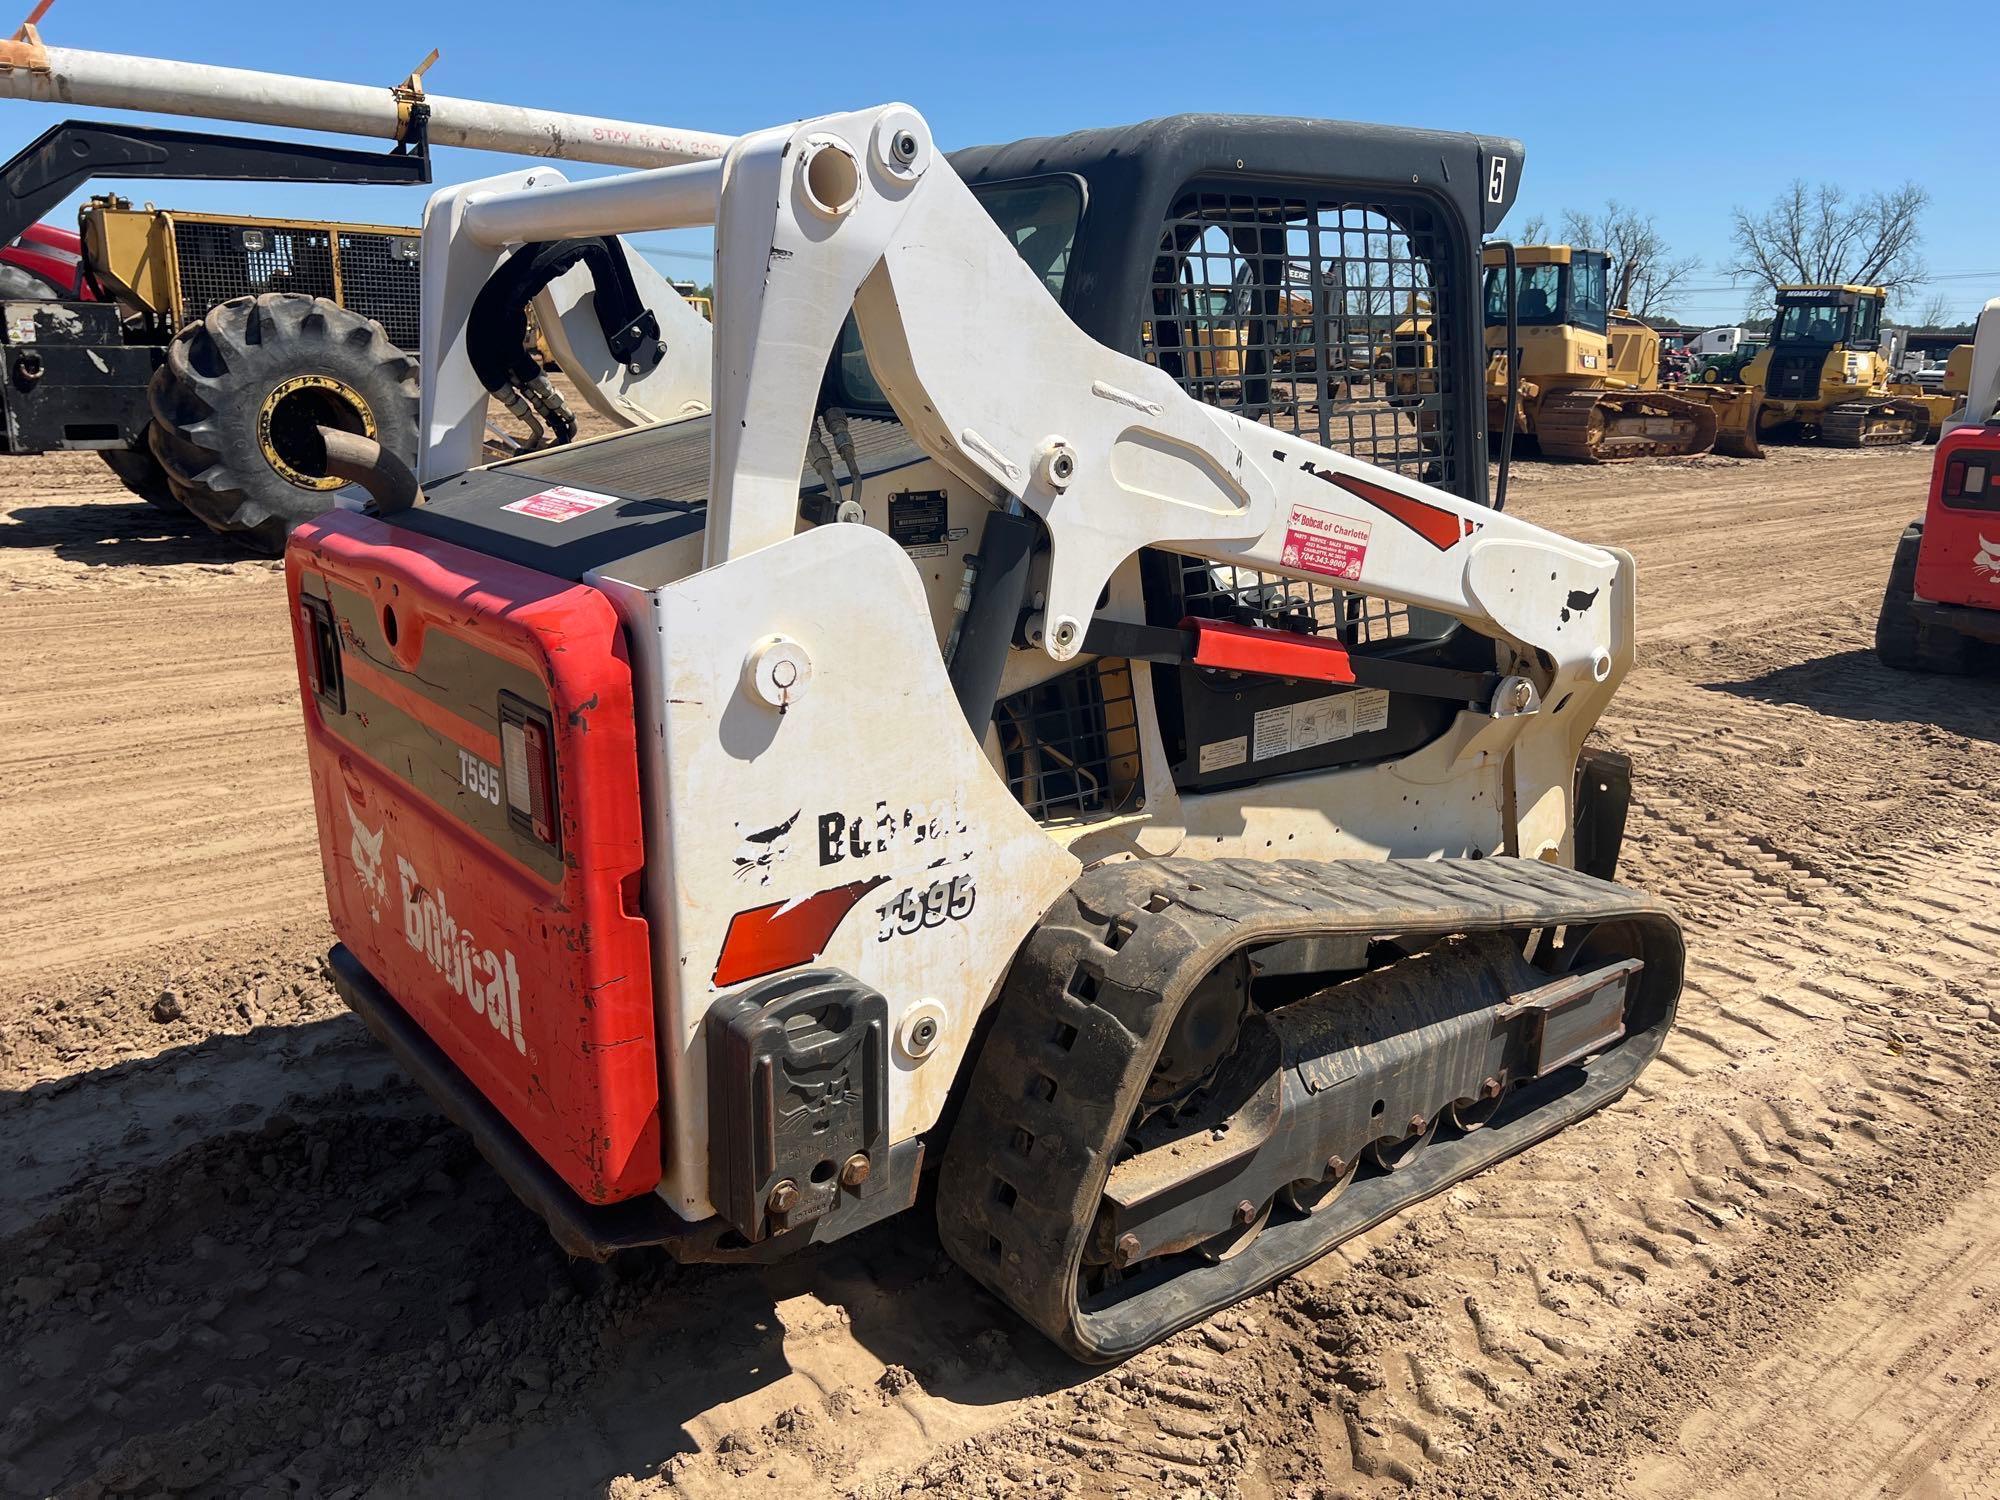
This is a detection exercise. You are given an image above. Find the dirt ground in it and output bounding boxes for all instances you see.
[2,442,1996,1500]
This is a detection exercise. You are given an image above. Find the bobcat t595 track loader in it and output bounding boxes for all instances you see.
[282,105,1684,1361]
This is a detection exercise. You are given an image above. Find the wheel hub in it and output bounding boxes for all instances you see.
[259,374,375,491]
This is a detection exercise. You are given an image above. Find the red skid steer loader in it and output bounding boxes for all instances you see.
[1876,297,2000,674]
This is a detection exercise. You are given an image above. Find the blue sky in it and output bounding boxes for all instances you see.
[3,0,1994,324]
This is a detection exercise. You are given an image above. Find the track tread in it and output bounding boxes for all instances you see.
[936,855,1683,1361]
[1534,388,1719,462]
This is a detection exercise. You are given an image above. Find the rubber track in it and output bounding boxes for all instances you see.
[936,856,1684,1362]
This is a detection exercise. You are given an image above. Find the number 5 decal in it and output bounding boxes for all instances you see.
[1487,156,1509,205]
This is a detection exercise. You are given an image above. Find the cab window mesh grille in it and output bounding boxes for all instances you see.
[1140,186,1463,650]
[1178,560,1413,646]
[996,660,1143,824]
[1139,188,1458,493]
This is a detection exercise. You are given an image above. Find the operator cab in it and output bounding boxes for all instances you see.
[1760,284,1886,401]
[1769,285,1884,351]
[1481,245,1609,335]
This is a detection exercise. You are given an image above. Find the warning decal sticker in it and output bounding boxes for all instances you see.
[1280,505,1372,581]
[501,485,621,524]
[1251,689,1392,762]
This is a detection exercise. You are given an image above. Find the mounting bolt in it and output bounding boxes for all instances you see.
[1114,1232,1141,1267]
[767,1179,799,1216]
[1407,1114,1428,1137]
[1035,437,1078,491]
[1233,1199,1257,1226]
[1323,1154,1347,1180]
[1051,618,1078,651]
[839,1152,872,1188]
[1481,1075,1503,1099]
[872,109,929,180]
[743,634,813,711]
[898,1000,948,1061]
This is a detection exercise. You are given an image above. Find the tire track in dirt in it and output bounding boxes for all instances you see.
[3,448,1995,1498]
[1623,1171,2000,1500]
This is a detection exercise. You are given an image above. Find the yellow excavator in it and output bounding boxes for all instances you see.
[1481,244,1728,461]
[1698,284,1946,455]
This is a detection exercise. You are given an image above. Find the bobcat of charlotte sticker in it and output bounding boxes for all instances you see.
[502,485,619,523]
[1281,505,1371,582]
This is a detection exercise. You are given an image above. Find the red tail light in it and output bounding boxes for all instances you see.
[1944,459,1966,499]
[500,694,560,853]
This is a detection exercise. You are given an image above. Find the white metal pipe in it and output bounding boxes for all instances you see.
[464,158,723,245]
[0,40,735,168]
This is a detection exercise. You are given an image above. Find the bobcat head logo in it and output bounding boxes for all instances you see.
[1975,535,2000,581]
[346,796,387,922]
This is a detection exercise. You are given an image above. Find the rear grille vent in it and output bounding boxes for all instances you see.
[171,218,421,353]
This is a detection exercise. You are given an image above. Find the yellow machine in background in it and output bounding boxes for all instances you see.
[79,197,422,350]
[1481,244,1726,461]
[1942,342,1974,400]
[668,278,714,321]
[1701,284,1941,454]
[1886,341,1971,440]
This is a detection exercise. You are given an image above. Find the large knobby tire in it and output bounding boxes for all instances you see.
[147,293,419,554]
[97,443,193,519]
[1875,524,1971,674]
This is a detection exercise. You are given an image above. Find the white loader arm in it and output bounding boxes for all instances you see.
[698,106,1622,703]
[427,104,1626,713]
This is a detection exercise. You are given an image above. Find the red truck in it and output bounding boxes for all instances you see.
[1876,298,2000,674]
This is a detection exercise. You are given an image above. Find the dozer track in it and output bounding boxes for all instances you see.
[1532,388,1720,461]
[936,856,1684,1362]
[1820,397,1933,448]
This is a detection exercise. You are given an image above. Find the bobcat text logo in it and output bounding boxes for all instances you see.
[345,797,387,922]
[397,856,526,1053]
[818,798,965,866]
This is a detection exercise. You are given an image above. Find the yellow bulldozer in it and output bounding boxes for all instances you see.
[1696,284,1951,455]
[1481,244,1731,461]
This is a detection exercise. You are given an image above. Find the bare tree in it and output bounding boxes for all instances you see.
[1559,201,1699,317]
[1513,212,1549,243]
[1724,180,1929,305]
[1913,291,1953,329]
